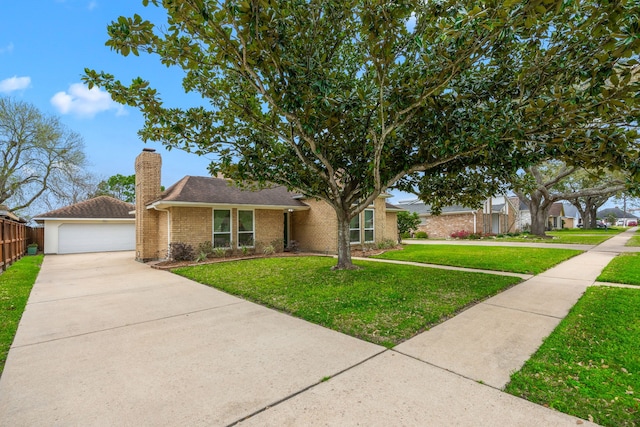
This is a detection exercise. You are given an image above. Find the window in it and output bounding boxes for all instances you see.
[350,215,360,243]
[238,210,254,247]
[213,210,231,247]
[364,209,374,242]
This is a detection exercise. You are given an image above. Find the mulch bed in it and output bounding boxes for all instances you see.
[149,246,401,270]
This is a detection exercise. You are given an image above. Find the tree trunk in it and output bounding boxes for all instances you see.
[333,211,357,270]
[529,202,552,237]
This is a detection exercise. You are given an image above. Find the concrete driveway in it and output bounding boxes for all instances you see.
[0,251,595,426]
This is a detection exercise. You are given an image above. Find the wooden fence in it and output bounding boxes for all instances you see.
[0,218,30,271]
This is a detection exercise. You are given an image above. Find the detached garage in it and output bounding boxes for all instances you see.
[34,196,135,254]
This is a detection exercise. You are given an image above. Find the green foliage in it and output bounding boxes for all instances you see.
[597,253,640,285]
[374,245,582,275]
[397,211,421,235]
[84,0,640,267]
[376,239,397,250]
[173,257,520,347]
[506,287,640,427]
[414,231,428,239]
[93,174,136,203]
[0,255,43,376]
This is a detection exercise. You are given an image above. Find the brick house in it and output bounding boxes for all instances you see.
[135,149,401,261]
[399,196,518,239]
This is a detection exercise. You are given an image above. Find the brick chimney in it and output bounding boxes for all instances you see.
[135,148,162,261]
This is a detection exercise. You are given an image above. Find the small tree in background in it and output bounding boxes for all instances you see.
[397,211,421,241]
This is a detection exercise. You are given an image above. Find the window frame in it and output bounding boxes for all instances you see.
[364,209,375,243]
[237,209,255,248]
[349,214,361,244]
[212,209,232,248]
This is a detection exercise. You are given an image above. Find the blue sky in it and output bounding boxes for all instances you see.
[0,1,216,189]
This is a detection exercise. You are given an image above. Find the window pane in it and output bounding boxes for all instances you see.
[213,233,230,248]
[238,232,254,246]
[238,210,253,232]
[364,210,374,228]
[350,230,360,243]
[365,230,374,242]
[214,210,231,232]
[350,216,359,229]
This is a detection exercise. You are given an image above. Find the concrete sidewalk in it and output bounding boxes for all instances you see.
[1,230,636,425]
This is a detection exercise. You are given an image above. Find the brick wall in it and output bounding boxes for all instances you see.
[417,211,480,239]
[291,198,338,253]
[170,207,212,249]
[135,150,163,261]
[255,209,285,251]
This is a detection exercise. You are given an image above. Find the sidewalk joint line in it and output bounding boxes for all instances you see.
[391,349,505,391]
[480,301,564,320]
[226,348,389,427]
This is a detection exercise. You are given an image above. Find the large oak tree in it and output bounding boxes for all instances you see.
[85,0,640,269]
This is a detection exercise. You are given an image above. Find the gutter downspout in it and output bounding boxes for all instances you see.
[151,205,171,259]
[473,211,477,234]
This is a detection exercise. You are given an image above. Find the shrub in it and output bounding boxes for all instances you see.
[170,242,195,261]
[450,230,470,239]
[400,231,411,239]
[271,238,285,253]
[286,240,300,253]
[263,244,275,255]
[212,247,228,258]
[240,245,251,256]
[376,239,397,249]
[197,241,215,256]
[414,231,428,239]
[468,233,483,240]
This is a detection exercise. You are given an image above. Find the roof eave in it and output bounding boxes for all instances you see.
[147,201,310,211]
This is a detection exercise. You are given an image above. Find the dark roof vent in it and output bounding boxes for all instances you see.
[142,148,156,152]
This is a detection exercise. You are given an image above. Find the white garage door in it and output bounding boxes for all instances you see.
[58,223,135,254]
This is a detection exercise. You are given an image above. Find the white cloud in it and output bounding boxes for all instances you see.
[50,83,126,118]
[0,76,31,93]
[0,42,14,54]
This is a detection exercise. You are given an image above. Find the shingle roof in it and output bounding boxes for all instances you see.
[548,202,564,217]
[152,176,308,208]
[597,207,638,219]
[34,196,135,219]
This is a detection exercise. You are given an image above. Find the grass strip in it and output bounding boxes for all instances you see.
[0,255,43,377]
[373,245,582,274]
[626,236,640,247]
[173,256,521,348]
[505,287,640,427]
[597,253,640,286]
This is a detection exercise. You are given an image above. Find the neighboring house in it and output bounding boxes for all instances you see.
[510,198,567,231]
[562,203,581,228]
[548,202,565,230]
[33,196,135,254]
[597,207,639,225]
[398,196,518,239]
[135,149,402,261]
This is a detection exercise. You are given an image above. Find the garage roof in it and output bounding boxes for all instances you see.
[34,196,135,220]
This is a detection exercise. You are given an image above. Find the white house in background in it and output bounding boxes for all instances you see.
[562,203,582,228]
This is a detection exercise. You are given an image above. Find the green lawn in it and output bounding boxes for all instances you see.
[597,253,640,286]
[495,233,612,245]
[0,255,43,377]
[506,286,640,427]
[626,236,640,247]
[173,257,521,348]
[372,245,582,274]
